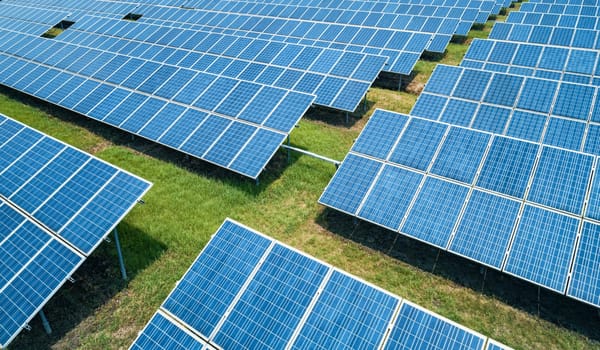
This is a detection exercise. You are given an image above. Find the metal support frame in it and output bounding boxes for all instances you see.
[280,144,341,168]
[345,112,349,124]
[39,309,52,335]
[113,228,128,280]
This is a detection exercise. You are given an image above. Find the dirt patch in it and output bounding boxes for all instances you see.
[405,81,425,95]
[90,140,111,154]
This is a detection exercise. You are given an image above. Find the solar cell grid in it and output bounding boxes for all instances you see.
[0,113,150,348]
[132,218,502,349]
[0,29,314,179]
[504,205,579,293]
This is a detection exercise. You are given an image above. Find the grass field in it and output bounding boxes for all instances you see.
[4,7,600,350]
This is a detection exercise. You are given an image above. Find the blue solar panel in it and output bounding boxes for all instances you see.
[504,205,579,293]
[567,221,600,307]
[319,154,382,215]
[352,110,408,159]
[450,190,521,269]
[292,270,399,349]
[505,111,547,143]
[383,302,486,350]
[440,99,478,126]
[0,114,149,348]
[516,78,557,113]
[132,218,502,349]
[162,220,271,337]
[476,137,539,198]
[483,74,523,106]
[430,127,490,184]
[402,177,469,248]
[528,147,593,215]
[552,83,594,120]
[212,244,329,349]
[130,313,207,350]
[586,170,600,221]
[542,117,585,151]
[389,118,448,171]
[358,165,423,230]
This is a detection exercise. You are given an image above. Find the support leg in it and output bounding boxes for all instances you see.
[345,112,349,124]
[114,228,128,280]
[39,310,52,335]
[286,136,291,164]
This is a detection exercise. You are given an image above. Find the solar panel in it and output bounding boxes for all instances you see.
[0,113,151,348]
[567,221,600,307]
[320,109,600,306]
[462,39,600,86]
[131,218,503,349]
[419,64,600,154]
[504,205,579,293]
[0,29,314,179]
[63,15,385,112]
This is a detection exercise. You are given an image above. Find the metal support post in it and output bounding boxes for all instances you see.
[39,309,52,335]
[114,228,128,280]
[345,112,349,124]
[286,136,291,164]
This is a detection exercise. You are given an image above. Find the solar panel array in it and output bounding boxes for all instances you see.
[321,0,600,309]
[462,39,600,85]
[61,14,387,112]
[130,219,509,350]
[0,27,314,179]
[0,113,151,348]
[412,64,600,155]
[321,109,599,300]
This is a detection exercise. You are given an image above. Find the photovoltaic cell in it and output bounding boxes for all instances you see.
[430,127,490,184]
[450,190,521,269]
[358,165,423,230]
[402,177,469,248]
[528,147,593,215]
[504,205,579,293]
[383,302,485,350]
[567,221,600,307]
[319,154,382,215]
[292,270,399,350]
[476,137,539,198]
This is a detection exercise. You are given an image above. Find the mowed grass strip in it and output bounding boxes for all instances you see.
[3,6,600,349]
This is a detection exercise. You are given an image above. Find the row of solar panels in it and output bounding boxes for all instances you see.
[130,219,510,350]
[320,0,600,310]
[0,113,151,348]
[0,28,315,179]
[61,14,386,111]
[411,64,600,155]
[322,110,599,305]
[181,0,497,31]
[462,38,600,85]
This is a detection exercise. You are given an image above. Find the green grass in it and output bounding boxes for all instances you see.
[4,5,600,349]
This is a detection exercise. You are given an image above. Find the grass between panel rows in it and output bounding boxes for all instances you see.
[4,6,600,350]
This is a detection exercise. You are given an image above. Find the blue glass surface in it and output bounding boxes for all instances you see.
[292,271,399,350]
[477,137,539,198]
[319,154,382,215]
[528,147,593,215]
[451,190,520,269]
[352,110,408,159]
[389,118,447,171]
[504,205,579,293]
[383,302,485,350]
[567,221,600,307]
[430,127,490,184]
[402,177,469,248]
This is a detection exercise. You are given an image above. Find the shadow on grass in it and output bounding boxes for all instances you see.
[9,222,165,350]
[0,86,300,195]
[317,208,600,342]
[303,102,373,128]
